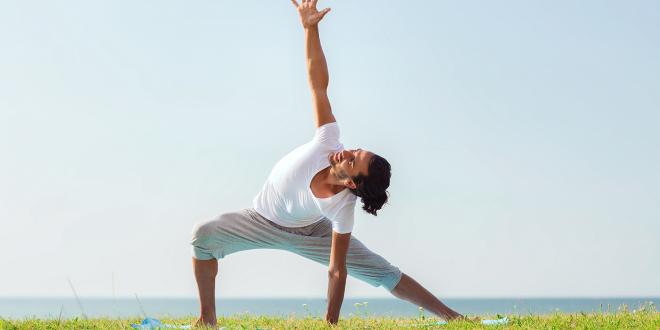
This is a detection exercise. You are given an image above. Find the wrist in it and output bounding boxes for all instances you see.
[325,313,338,324]
[304,24,319,32]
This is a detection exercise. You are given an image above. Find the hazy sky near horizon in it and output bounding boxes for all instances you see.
[1,0,659,299]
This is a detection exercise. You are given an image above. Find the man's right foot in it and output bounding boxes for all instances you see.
[452,315,480,323]
[193,316,218,329]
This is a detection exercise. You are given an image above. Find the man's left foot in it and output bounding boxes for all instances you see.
[193,316,221,329]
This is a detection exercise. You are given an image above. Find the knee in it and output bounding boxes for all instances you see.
[372,270,401,292]
[191,214,228,240]
[190,215,227,259]
[191,220,213,241]
[386,271,404,293]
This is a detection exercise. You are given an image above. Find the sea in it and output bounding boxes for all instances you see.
[0,297,656,319]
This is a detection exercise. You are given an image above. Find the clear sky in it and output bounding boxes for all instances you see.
[1,0,658,298]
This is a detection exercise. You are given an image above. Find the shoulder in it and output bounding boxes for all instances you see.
[313,122,341,147]
[319,191,356,217]
[327,197,356,234]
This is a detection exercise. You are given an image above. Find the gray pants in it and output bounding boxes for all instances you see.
[191,208,402,291]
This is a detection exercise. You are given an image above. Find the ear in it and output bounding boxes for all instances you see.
[344,179,357,190]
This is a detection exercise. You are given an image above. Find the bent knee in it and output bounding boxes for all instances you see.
[191,220,214,240]
[191,212,239,240]
[190,215,228,258]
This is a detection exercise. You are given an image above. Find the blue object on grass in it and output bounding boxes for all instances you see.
[481,317,509,325]
[130,317,192,329]
[424,316,509,326]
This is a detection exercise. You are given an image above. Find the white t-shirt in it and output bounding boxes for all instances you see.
[252,122,357,234]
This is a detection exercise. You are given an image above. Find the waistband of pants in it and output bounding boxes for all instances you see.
[245,208,323,233]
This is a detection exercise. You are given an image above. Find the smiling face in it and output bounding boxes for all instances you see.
[328,148,374,189]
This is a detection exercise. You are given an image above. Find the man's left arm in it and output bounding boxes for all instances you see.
[326,230,350,324]
[291,0,335,128]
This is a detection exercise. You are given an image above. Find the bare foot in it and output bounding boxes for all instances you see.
[471,316,482,323]
[449,315,480,323]
[193,316,218,329]
[461,315,481,323]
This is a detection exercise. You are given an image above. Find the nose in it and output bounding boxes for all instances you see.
[341,149,354,160]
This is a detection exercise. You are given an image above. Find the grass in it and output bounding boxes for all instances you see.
[1,311,658,329]
[1,302,657,329]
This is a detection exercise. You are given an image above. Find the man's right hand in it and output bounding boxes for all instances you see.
[290,0,331,29]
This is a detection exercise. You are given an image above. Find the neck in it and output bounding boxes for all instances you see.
[319,167,345,190]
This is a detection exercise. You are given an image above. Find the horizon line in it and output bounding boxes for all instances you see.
[1,296,657,300]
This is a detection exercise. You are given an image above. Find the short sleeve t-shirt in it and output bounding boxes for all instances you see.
[252,122,357,234]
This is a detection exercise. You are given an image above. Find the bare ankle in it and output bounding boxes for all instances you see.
[445,312,463,321]
[196,314,217,326]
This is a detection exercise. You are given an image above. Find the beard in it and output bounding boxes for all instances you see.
[331,165,350,181]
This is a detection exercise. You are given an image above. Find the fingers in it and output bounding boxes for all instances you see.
[297,0,319,9]
[318,7,331,19]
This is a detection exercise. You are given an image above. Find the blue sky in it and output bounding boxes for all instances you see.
[1,0,658,298]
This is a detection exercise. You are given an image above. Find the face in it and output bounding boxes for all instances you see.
[328,148,374,189]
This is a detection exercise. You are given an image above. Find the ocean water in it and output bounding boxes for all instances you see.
[0,297,655,319]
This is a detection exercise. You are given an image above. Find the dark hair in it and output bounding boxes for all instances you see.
[349,154,391,216]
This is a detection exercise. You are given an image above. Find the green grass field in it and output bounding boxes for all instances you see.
[1,302,657,330]
[2,311,658,330]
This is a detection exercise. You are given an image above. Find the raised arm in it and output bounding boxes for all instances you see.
[291,0,335,128]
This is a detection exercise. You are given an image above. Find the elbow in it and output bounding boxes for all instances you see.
[328,267,347,279]
[311,88,328,97]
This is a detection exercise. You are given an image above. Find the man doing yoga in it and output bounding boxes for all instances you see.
[191,1,464,326]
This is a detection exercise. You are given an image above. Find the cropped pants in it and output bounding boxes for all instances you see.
[190,208,402,291]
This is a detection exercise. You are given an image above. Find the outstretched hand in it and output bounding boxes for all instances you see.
[291,0,331,28]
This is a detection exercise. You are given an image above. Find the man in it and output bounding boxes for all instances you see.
[190,0,464,326]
